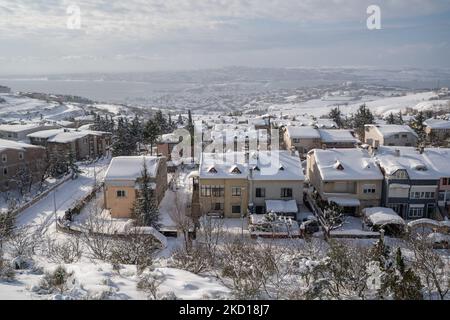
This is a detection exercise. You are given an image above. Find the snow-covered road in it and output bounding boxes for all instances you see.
[15,159,110,237]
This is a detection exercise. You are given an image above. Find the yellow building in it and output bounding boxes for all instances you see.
[104,156,167,218]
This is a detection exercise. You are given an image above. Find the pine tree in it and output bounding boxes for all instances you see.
[410,111,427,145]
[144,119,160,156]
[391,248,423,300]
[328,107,343,128]
[397,111,404,125]
[132,160,160,228]
[154,110,169,134]
[177,113,183,125]
[353,104,375,140]
[67,152,82,179]
[113,117,135,156]
[187,110,194,134]
[386,112,396,125]
[131,115,143,151]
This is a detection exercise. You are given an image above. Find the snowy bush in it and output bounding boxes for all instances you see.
[44,237,82,264]
[137,270,165,300]
[170,245,211,275]
[0,254,15,282]
[7,226,37,259]
[37,265,75,295]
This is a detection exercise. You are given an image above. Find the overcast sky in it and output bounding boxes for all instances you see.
[1,0,450,75]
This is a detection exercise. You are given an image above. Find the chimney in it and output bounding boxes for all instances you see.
[395,149,400,157]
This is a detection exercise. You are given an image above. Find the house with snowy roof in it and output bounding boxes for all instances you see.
[198,152,249,218]
[306,148,384,215]
[318,129,359,149]
[0,139,47,191]
[424,118,450,141]
[283,126,321,155]
[0,123,60,142]
[198,150,305,218]
[28,128,111,161]
[248,150,305,216]
[364,124,418,148]
[103,156,167,219]
[373,147,442,220]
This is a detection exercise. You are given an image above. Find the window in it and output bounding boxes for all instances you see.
[410,191,435,199]
[116,190,126,198]
[281,188,293,198]
[232,205,241,214]
[213,203,224,211]
[212,185,224,197]
[394,134,399,139]
[232,187,241,197]
[18,152,24,160]
[293,138,300,143]
[201,185,212,197]
[1,154,6,163]
[401,134,407,138]
[363,184,376,194]
[255,188,266,198]
[409,207,424,218]
[393,170,408,179]
[3,168,8,176]
[230,166,241,174]
[443,178,449,186]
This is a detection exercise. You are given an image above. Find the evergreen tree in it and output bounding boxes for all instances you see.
[132,160,160,228]
[410,111,427,144]
[177,113,183,125]
[113,117,135,156]
[154,110,169,134]
[144,119,160,156]
[131,115,143,151]
[353,104,375,140]
[386,112,396,125]
[397,111,404,125]
[328,107,343,128]
[187,110,194,134]
[390,248,423,300]
[67,152,82,179]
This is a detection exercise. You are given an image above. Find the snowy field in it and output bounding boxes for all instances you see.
[269,91,449,118]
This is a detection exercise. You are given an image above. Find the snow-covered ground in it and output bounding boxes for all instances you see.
[269,91,449,118]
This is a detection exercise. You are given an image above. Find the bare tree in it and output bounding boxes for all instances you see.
[44,236,82,264]
[168,191,194,252]
[80,215,116,261]
[408,235,449,300]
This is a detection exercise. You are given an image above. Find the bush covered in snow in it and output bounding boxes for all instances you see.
[36,265,75,295]
[0,253,15,282]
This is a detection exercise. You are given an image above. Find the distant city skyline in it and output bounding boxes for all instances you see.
[1,0,450,75]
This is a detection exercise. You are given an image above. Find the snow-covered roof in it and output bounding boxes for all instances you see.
[0,123,46,132]
[363,207,405,226]
[47,131,90,143]
[312,148,383,181]
[422,148,450,176]
[105,156,162,182]
[159,133,181,144]
[0,138,45,152]
[249,150,304,181]
[424,118,450,129]
[316,119,338,128]
[319,129,358,143]
[199,152,248,180]
[286,126,320,139]
[375,146,443,180]
[367,124,418,138]
[27,129,65,139]
[265,200,298,213]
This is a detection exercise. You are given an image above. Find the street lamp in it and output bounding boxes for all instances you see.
[53,188,57,231]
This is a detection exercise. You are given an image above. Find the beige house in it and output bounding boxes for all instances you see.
[199,152,249,218]
[104,156,168,219]
[364,124,418,148]
[307,148,383,215]
[0,139,47,191]
[249,150,304,215]
[424,118,450,141]
[283,126,321,155]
